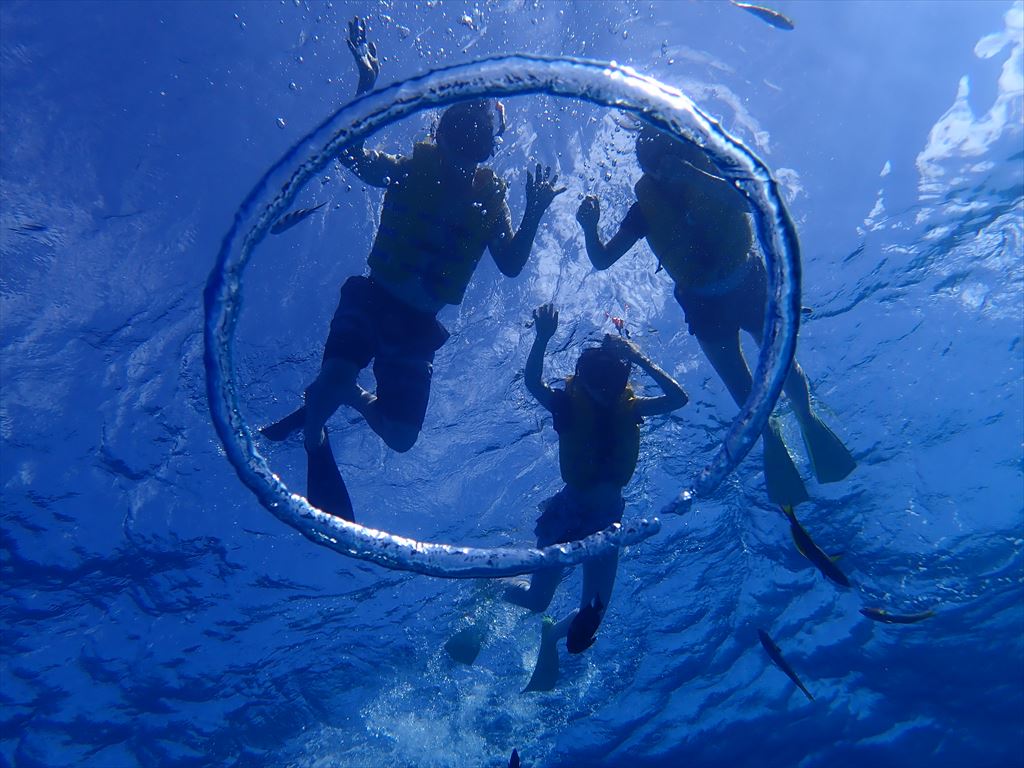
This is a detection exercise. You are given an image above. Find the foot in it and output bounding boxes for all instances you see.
[503,581,536,610]
[260,406,306,442]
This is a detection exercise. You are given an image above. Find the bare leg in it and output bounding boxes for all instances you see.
[346,391,420,453]
[303,358,363,450]
[697,331,754,410]
[747,326,813,426]
[749,329,855,483]
[698,332,808,505]
[303,358,422,453]
[505,567,564,613]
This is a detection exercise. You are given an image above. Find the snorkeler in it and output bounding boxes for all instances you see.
[508,303,688,691]
[262,18,564,518]
[575,125,855,506]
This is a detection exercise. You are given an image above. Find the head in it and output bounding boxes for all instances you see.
[574,346,630,406]
[435,99,504,165]
[635,125,713,184]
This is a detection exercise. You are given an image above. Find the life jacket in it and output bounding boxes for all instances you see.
[634,174,748,291]
[556,376,641,489]
[367,142,506,305]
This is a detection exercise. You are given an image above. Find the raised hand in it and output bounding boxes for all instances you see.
[533,303,559,341]
[347,16,380,93]
[575,194,600,228]
[525,164,566,215]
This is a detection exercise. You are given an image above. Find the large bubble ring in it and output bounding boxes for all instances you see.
[204,55,801,578]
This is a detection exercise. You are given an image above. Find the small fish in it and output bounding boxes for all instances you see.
[758,628,814,702]
[509,748,520,768]
[566,594,605,654]
[860,607,936,625]
[731,1,795,31]
[270,201,327,235]
[781,505,850,588]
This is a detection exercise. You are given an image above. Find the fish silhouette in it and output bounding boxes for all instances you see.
[731,1,795,31]
[270,202,327,235]
[780,505,850,588]
[860,607,936,625]
[758,628,814,702]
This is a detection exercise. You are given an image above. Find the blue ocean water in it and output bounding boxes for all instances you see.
[2,0,1022,766]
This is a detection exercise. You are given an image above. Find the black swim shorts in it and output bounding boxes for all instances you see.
[322,275,450,428]
[674,257,768,342]
[534,485,625,548]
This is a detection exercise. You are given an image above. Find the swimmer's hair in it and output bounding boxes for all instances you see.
[575,346,631,395]
[635,123,709,174]
[435,99,497,162]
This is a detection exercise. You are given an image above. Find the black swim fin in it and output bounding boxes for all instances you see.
[523,617,560,693]
[444,625,486,665]
[800,413,856,483]
[306,429,354,522]
[763,420,809,506]
[261,406,306,442]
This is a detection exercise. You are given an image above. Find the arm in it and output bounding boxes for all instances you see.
[524,304,559,412]
[602,335,688,417]
[337,17,403,188]
[576,197,646,270]
[489,165,565,277]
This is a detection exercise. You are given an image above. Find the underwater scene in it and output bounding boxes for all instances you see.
[2,1,1022,766]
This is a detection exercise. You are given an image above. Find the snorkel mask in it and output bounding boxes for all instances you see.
[575,346,631,403]
[436,99,507,163]
[636,126,723,183]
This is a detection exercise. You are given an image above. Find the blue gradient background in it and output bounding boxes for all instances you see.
[2,1,1022,766]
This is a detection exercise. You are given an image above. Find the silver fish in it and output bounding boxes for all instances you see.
[860,607,936,625]
[731,1,795,31]
[781,505,851,588]
[758,628,814,702]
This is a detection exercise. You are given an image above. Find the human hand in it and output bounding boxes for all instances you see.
[602,333,642,362]
[347,16,380,93]
[575,195,600,229]
[533,303,559,340]
[525,164,566,215]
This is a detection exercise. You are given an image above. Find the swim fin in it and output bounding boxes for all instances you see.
[261,405,306,442]
[763,420,809,507]
[444,625,486,665]
[800,413,856,483]
[305,428,355,522]
[523,617,560,693]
